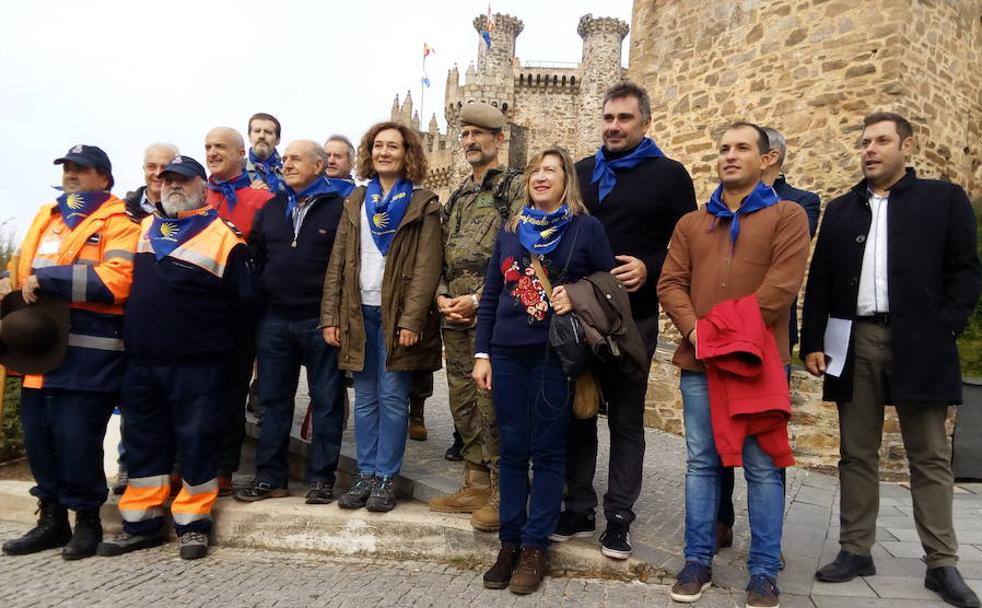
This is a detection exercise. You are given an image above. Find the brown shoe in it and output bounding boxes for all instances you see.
[429,463,490,513]
[217,476,233,497]
[509,546,547,595]
[470,468,500,531]
[408,398,427,441]
[483,541,521,589]
[716,523,733,549]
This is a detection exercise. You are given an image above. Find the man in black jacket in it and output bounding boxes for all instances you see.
[801,112,981,608]
[553,82,696,560]
[234,140,347,505]
[124,143,179,222]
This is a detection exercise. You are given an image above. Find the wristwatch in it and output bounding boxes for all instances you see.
[470,293,479,309]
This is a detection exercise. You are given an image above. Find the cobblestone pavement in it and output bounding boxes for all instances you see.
[0,520,749,608]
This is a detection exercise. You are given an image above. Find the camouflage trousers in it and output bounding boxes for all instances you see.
[442,327,499,468]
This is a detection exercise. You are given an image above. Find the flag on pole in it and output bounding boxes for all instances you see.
[423,42,435,57]
[480,5,494,48]
[421,74,431,87]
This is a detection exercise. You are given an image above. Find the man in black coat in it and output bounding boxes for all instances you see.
[801,112,981,608]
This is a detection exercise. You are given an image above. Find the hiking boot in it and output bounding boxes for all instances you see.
[470,468,500,532]
[548,510,595,542]
[670,561,713,603]
[233,481,289,502]
[97,531,164,557]
[483,541,521,589]
[745,574,780,608]
[445,430,464,461]
[429,463,490,513]
[179,531,208,560]
[112,470,128,496]
[408,397,427,441]
[217,475,234,497]
[599,522,632,560]
[62,509,102,560]
[716,522,733,549]
[339,474,375,509]
[2,498,71,555]
[814,550,875,582]
[305,481,334,505]
[366,476,396,513]
[925,566,981,608]
[509,546,547,595]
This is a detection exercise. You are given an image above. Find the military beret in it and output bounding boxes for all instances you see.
[459,102,506,130]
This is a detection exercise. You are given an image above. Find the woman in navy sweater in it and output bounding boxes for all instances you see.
[474,146,615,594]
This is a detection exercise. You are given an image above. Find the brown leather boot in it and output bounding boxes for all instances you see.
[509,546,547,595]
[483,541,521,589]
[470,467,500,532]
[408,398,427,441]
[428,463,490,513]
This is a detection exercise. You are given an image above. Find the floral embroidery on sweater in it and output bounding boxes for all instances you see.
[500,255,550,323]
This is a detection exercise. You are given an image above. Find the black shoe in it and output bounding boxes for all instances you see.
[745,574,780,608]
[179,531,208,560]
[483,541,521,589]
[233,481,288,502]
[548,510,595,542]
[112,470,128,496]
[814,550,875,582]
[97,531,164,556]
[62,509,102,560]
[599,522,631,560]
[716,522,733,549]
[339,474,375,509]
[670,561,713,602]
[445,431,464,462]
[305,481,334,505]
[926,566,981,608]
[2,498,71,555]
[366,476,396,512]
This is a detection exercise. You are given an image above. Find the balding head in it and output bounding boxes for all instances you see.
[204,127,246,181]
[283,140,327,191]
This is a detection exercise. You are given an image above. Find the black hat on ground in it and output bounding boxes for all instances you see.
[0,292,70,375]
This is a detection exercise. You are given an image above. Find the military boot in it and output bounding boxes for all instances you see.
[470,467,500,532]
[408,397,427,441]
[429,462,491,513]
[62,509,102,560]
[2,498,71,555]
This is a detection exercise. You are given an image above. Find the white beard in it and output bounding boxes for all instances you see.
[161,190,203,217]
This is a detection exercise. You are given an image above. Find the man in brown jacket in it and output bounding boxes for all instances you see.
[657,122,809,608]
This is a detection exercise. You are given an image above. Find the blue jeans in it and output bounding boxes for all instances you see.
[255,314,346,486]
[681,370,784,577]
[352,305,412,478]
[492,345,570,548]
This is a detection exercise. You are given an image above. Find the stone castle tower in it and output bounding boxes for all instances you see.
[389,12,629,200]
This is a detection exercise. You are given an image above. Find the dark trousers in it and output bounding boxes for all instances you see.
[564,314,659,526]
[254,314,345,487]
[837,321,957,567]
[218,339,255,477]
[493,345,570,548]
[410,371,433,400]
[21,387,115,511]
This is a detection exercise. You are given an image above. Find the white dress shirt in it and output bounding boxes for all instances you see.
[856,191,890,315]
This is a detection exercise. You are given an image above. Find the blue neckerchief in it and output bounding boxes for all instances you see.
[148,206,218,261]
[591,137,665,203]
[328,177,357,198]
[706,181,780,244]
[249,148,283,192]
[517,204,572,255]
[364,177,414,256]
[54,189,111,229]
[285,176,340,219]
[207,172,252,211]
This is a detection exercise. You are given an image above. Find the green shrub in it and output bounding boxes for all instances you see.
[0,220,23,461]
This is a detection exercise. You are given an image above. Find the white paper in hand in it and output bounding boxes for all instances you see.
[823,317,852,377]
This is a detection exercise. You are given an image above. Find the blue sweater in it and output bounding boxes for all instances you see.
[475,213,615,353]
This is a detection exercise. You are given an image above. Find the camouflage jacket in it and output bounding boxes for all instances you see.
[437,166,525,324]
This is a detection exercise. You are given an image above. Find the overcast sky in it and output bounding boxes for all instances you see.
[0,0,632,239]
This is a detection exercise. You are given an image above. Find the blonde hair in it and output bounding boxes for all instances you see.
[507,145,588,232]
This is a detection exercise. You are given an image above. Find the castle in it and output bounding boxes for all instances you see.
[388,12,630,200]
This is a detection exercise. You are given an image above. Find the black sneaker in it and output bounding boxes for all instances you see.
[305,481,334,505]
[233,481,288,502]
[366,476,396,512]
[548,510,595,542]
[599,522,632,560]
[670,561,713,603]
[97,531,164,557]
[339,474,375,509]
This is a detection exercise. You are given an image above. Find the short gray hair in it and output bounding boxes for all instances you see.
[144,142,179,160]
[761,127,787,166]
[324,134,356,163]
[295,139,328,164]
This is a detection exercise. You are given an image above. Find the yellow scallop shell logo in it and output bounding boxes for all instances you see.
[159,222,179,239]
[540,226,558,239]
[65,193,85,210]
[372,211,389,229]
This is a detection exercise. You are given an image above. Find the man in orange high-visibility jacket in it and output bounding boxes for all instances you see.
[97,155,258,561]
[1,145,139,561]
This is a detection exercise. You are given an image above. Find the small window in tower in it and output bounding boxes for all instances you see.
[562,76,567,86]
[571,76,576,86]
[502,103,508,112]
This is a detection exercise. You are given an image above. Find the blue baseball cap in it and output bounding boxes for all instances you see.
[159,155,207,181]
[54,144,114,188]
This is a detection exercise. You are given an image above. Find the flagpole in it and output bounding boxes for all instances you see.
[420,51,426,129]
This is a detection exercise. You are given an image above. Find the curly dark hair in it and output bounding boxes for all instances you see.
[356,121,428,184]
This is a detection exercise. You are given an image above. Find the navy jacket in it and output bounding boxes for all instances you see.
[773,174,821,347]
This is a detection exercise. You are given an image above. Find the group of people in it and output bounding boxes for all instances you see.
[0,80,979,608]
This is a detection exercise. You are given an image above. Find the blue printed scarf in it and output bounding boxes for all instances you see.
[148,206,218,261]
[55,190,111,229]
[207,172,252,211]
[706,181,779,244]
[249,148,283,193]
[591,137,665,203]
[285,176,340,219]
[517,204,572,256]
[364,177,414,256]
[328,177,357,199]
